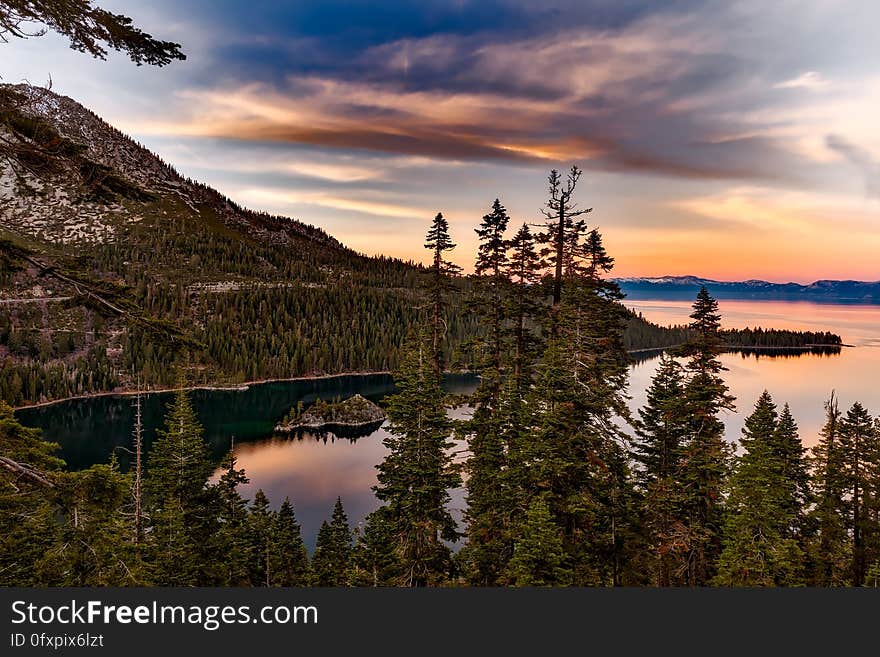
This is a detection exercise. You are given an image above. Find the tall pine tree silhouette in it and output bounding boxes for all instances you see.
[808,393,849,585]
[677,287,734,586]
[462,198,512,585]
[634,354,689,586]
[144,388,216,585]
[423,212,461,379]
[311,497,353,586]
[838,402,878,586]
[716,392,805,586]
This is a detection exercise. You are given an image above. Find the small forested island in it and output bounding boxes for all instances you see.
[721,328,843,348]
[275,394,386,433]
[624,313,843,352]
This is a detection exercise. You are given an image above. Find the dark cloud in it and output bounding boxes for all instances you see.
[207,121,554,163]
[168,0,702,47]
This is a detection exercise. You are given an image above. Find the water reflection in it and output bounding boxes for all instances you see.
[626,299,880,450]
[629,345,842,366]
[15,373,477,548]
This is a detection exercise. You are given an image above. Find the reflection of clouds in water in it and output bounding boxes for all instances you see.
[241,432,386,487]
[721,360,760,379]
[238,435,384,496]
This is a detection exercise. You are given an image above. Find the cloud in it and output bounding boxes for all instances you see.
[775,71,831,91]
[671,185,879,231]
[116,11,820,183]
[14,0,879,188]
[236,188,427,219]
[826,134,880,198]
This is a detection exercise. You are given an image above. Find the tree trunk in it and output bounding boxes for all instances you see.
[553,207,565,307]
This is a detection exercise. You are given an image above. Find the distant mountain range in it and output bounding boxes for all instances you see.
[616,276,880,303]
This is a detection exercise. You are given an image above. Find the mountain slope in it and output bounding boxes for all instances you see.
[1,83,437,405]
[616,276,880,303]
[1,84,344,249]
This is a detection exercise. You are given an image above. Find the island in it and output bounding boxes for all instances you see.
[274,394,387,437]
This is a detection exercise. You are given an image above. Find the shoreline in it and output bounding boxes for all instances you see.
[275,419,386,432]
[12,371,394,411]
[628,342,849,354]
[11,344,851,412]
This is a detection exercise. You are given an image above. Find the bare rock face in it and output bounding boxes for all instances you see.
[1,83,346,249]
[275,394,386,432]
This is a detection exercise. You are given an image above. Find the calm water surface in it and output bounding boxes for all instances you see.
[15,374,477,548]
[15,299,880,546]
[627,299,880,448]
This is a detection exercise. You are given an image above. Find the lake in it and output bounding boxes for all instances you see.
[14,299,880,547]
[14,373,478,548]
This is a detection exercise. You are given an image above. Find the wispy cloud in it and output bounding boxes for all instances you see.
[826,134,880,199]
[120,18,808,181]
[236,188,427,219]
[775,71,831,91]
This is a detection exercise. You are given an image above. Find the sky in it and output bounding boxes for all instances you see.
[3,0,880,281]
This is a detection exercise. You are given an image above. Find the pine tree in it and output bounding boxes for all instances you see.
[472,198,510,376]
[583,229,615,282]
[508,495,571,586]
[39,459,139,586]
[311,498,353,586]
[0,0,185,66]
[526,225,634,585]
[538,166,592,313]
[461,198,512,585]
[131,389,144,545]
[144,388,216,585]
[808,393,849,586]
[373,330,460,586]
[772,404,811,540]
[351,506,401,586]
[677,287,735,585]
[215,445,252,585]
[715,392,804,586]
[423,212,461,378]
[869,416,880,584]
[269,497,310,586]
[634,354,689,586]
[247,489,274,587]
[838,402,878,586]
[461,399,509,584]
[504,223,542,393]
